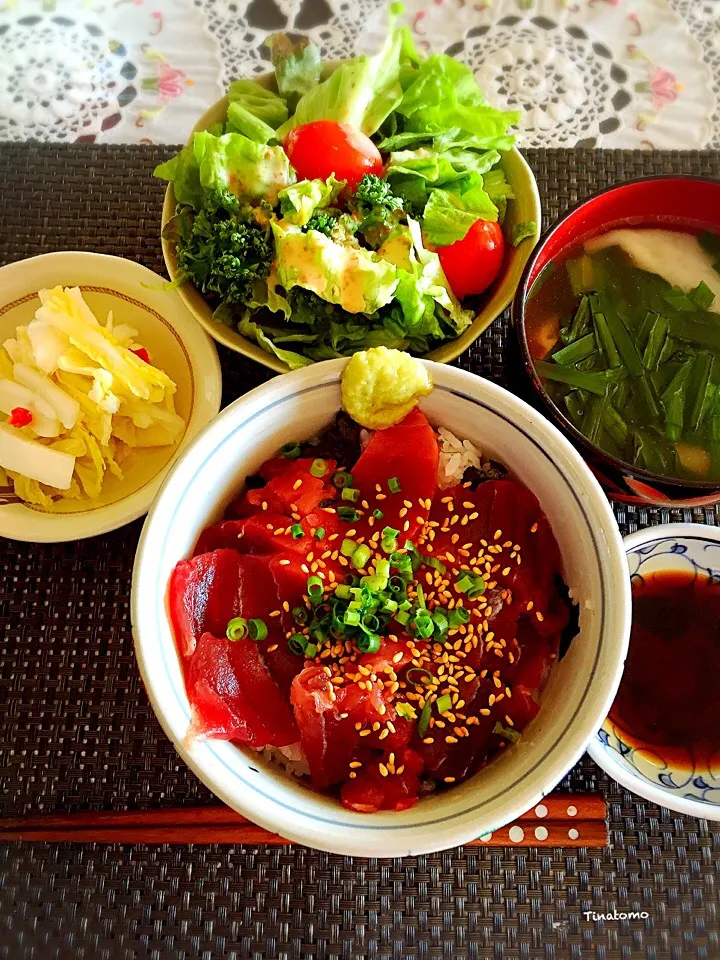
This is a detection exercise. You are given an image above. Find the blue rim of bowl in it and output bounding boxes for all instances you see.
[510,175,720,493]
[143,378,612,831]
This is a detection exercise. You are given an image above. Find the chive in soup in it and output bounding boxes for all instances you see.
[526,227,720,483]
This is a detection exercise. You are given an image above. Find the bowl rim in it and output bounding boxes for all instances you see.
[0,251,222,543]
[160,69,542,373]
[586,521,720,822]
[131,357,632,855]
[511,174,720,492]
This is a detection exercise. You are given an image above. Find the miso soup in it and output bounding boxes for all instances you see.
[525,227,720,482]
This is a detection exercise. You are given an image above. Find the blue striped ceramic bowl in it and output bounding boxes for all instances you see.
[131,359,630,856]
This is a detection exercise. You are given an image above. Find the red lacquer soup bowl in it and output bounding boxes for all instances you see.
[512,176,720,507]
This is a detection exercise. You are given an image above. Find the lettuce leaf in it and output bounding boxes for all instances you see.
[226,102,276,143]
[238,313,313,369]
[272,223,399,314]
[193,131,294,205]
[276,7,406,138]
[422,187,497,246]
[267,35,322,106]
[227,79,288,128]
[277,176,344,226]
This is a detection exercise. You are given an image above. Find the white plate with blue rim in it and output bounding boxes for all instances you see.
[588,522,720,821]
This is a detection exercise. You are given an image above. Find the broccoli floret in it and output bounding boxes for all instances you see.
[303,211,336,237]
[353,174,403,212]
[176,193,272,305]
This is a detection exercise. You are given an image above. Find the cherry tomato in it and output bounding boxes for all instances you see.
[283,120,383,190]
[437,219,505,300]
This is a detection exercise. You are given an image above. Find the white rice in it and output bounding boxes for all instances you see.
[437,427,484,488]
[256,742,310,778]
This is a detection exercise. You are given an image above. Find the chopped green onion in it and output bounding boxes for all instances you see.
[362,613,380,632]
[334,584,352,600]
[436,694,452,715]
[455,574,474,593]
[310,458,327,478]
[292,606,308,625]
[331,470,353,489]
[388,576,406,594]
[357,633,381,653]
[551,332,596,367]
[341,486,360,502]
[314,526,325,540]
[343,608,361,626]
[642,314,668,371]
[372,508,384,520]
[307,576,324,603]
[341,538,358,557]
[415,583,425,608]
[397,598,412,612]
[423,555,447,574]
[395,702,417,721]
[432,610,449,634]
[406,667,434,686]
[304,643,318,659]
[534,360,609,396]
[412,616,434,639]
[360,574,385,592]
[381,598,398,615]
[493,721,520,744]
[337,506,359,522]
[387,477,401,493]
[448,607,470,627]
[290,524,304,540]
[288,634,307,655]
[374,558,390,581]
[351,544,372,569]
[381,538,398,554]
[686,351,714,433]
[226,617,248,641]
[248,618,267,642]
[280,442,301,459]
[417,700,432,737]
[396,610,410,625]
[467,578,486,599]
[382,526,400,540]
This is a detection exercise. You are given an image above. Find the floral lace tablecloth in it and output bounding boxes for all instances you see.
[0,0,718,148]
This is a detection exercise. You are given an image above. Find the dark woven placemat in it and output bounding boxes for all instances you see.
[1,145,719,960]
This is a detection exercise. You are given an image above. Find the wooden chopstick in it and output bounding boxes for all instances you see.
[0,793,607,847]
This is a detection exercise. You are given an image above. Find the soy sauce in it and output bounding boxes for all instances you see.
[609,570,720,768]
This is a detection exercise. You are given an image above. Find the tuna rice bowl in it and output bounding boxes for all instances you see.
[167,348,577,813]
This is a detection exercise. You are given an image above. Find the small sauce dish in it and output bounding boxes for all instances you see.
[588,522,720,819]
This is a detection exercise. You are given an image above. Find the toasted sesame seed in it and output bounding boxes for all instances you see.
[423,737,434,744]
[536,611,545,622]
[531,522,538,533]
[493,529,502,539]
[379,763,389,777]
[267,644,278,652]
[349,771,357,779]
[360,729,371,737]
[278,559,291,566]
[443,776,456,783]
[350,761,363,769]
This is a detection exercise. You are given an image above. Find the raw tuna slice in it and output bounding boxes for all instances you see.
[194,514,314,557]
[229,458,337,518]
[340,747,424,813]
[349,408,438,543]
[187,634,275,746]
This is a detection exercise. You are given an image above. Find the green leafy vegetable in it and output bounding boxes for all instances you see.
[276,8,406,138]
[226,102,277,143]
[278,176,344,226]
[175,194,272,305]
[267,34,322,105]
[511,221,537,246]
[227,79,288,128]
[422,187,497,246]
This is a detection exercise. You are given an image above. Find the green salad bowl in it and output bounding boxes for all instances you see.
[161,65,541,374]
